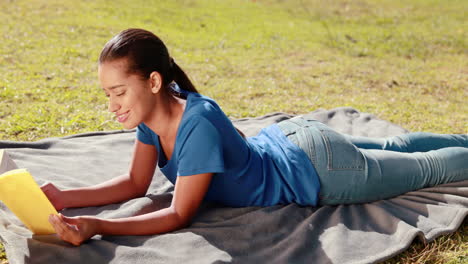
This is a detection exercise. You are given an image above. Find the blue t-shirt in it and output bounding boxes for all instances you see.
[136,89,320,207]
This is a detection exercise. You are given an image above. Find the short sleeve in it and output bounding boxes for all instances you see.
[176,116,225,176]
[136,123,154,145]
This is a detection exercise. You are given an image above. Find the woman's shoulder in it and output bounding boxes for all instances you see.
[179,93,233,136]
[185,92,223,119]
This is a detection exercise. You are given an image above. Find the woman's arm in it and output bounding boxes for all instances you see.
[96,172,213,235]
[49,172,213,245]
[42,139,158,209]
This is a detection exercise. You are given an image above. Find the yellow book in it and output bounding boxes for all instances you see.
[0,150,58,235]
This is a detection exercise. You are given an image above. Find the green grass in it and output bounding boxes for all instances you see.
[0,242,5,264]
[0,0,467,263]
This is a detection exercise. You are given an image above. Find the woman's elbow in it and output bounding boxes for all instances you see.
[134,187,148,198]
[127,182,147,198]
[128,177,150,198]
[170,208,194,229]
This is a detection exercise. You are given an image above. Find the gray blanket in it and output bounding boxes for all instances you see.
[1,107,467,264]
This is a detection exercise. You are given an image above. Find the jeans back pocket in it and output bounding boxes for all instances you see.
[318,129,365,171]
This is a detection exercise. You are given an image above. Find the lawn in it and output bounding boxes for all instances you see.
[0,0,467,263]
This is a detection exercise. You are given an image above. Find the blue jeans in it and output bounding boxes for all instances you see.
[277,116,468,206]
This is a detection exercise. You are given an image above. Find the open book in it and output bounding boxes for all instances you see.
[0,150,58,235]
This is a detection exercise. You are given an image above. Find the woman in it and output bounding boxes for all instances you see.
[42,28,468,246]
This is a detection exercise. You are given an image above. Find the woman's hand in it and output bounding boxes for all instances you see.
[41,183,66,211]
[49,214,99,246]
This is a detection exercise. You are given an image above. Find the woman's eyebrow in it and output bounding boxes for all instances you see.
[102,84,126,91]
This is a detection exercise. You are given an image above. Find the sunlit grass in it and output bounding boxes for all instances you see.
[0,243,5,264]
[0,0,466,263]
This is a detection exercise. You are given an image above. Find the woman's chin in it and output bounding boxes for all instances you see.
[121,121,138,130]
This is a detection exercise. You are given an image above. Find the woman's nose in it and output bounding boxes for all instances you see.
[108,98,120,113]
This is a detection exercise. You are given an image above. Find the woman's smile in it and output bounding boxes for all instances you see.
[116,111,130,123]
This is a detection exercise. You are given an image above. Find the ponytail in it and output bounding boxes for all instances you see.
[99,28,199,95]
[171,59,245,138]
[171,60,199,94]
[100,28,245,138]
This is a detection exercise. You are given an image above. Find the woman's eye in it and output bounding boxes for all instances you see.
[117,92,125,96]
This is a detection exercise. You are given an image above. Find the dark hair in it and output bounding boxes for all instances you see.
[99,28,198,95]
[99,28,246,138]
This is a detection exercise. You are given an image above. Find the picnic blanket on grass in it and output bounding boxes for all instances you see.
[1,107,467,264]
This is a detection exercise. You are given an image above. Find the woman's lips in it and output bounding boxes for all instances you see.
[116,111,129,123]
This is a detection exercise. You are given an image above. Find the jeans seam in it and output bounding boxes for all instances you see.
[318,129,332,170]
[303,127,317,165]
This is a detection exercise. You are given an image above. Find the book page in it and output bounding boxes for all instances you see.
[0,150,19,174]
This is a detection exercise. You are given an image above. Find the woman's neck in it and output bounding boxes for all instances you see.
[145,91,186,139]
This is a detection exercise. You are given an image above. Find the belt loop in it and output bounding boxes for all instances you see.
[278,117,302,136]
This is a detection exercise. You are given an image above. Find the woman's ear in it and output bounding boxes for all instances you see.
[149,71,162,94]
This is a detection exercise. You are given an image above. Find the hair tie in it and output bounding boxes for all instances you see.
[167,57,176,83]
[170,57,175,69]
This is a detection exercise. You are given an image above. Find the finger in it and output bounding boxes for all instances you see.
[60,215,81,226]
[60,226,80,244]
[58,215,80,233]
[51,215,80,245]
[49,215,63,234]
[49,216,61,235]
[50,215,70,235]
[54,218,81,246]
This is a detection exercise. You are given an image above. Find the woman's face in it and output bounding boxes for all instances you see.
[98,59,156,129]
